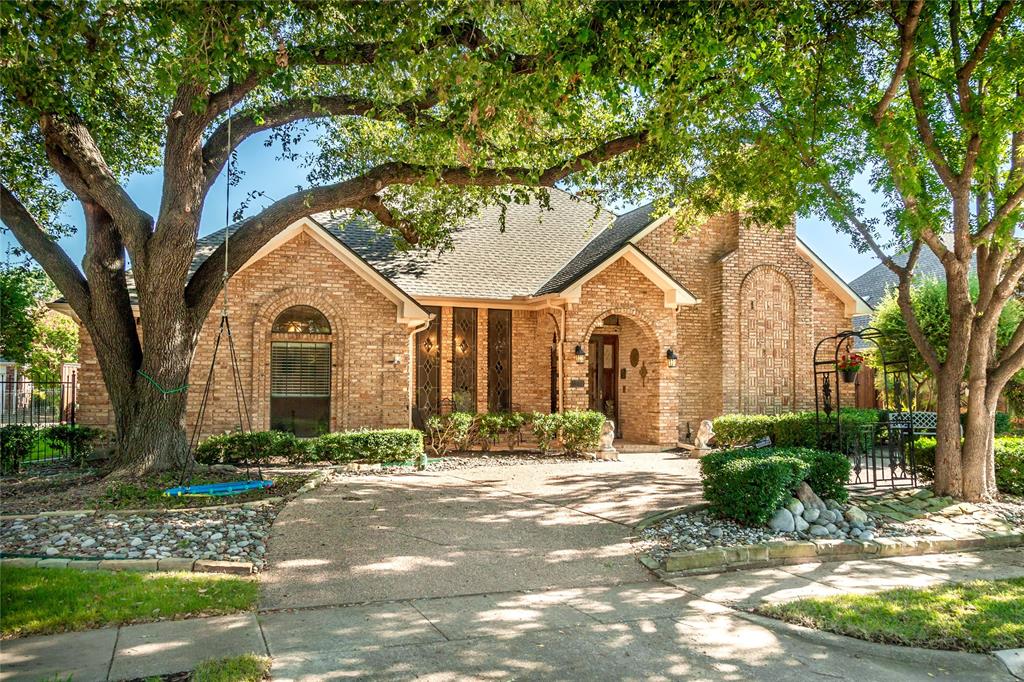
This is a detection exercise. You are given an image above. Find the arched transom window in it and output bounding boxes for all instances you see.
[272,305,331,334]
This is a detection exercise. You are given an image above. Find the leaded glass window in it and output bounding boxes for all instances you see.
[416,307,442,416]
[487,309,511,411]
[452,307,477,412]
[272,305,331,334]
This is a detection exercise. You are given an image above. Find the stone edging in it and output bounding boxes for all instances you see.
[0,469,333,522]
[652,529,1024,574]
[0,470,334,573]
[0,555,256,574]
[634,502,710,532]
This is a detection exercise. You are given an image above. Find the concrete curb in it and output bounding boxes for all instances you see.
[736,609,1009,672]
[994,649,1024,680]
[656,530,1024,575]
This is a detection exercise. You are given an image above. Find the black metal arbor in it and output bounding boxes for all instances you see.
[813,327,918,489]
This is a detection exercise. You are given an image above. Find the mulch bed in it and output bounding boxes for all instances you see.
[0,466,307,515]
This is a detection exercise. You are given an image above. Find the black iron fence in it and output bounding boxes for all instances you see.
[0,378,78,464]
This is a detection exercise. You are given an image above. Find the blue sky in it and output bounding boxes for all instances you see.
[3,131,890,284]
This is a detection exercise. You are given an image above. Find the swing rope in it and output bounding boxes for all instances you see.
[171,81,264,493]
[137,370,189,395]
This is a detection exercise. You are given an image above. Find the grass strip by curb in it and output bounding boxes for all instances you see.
[193,654,271,682]
[1,566,258,638]
[757,577,1024,653]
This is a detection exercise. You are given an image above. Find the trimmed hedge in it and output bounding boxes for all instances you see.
[312,429,423,464]
[700,446,850,524]
[423,410,606,456]
[712,409,881,452]
[912,436,1024,496]
[702,454,809,525]
[195,430,309,466]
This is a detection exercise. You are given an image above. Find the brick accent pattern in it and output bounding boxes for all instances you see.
[739,265,796,413]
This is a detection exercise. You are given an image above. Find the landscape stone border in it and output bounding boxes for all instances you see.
[0,469,334,573]
[650,529,1024,574]
[0,555,256,574]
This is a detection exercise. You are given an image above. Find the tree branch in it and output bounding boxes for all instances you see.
[956,0,1015,112]
[906,73,959,190]
[896,239,944,374]
[1,183,91,314]
[185,131,647,312]
[874,0,924,124]
[201,92,441,193]
[355,194,419,244]
[38,113,153,256]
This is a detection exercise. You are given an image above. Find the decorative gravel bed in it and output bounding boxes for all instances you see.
[0,505,279,569]
[637,505,933,564]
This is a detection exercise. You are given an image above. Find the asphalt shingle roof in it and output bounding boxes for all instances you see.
[189,189,615,300]
[535,202,659,294]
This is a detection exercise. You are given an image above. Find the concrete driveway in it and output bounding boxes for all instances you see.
[261,451,703,609]
[258,453,1014,681]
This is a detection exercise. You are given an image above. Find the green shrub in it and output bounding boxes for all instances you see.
[995,437,1024,496]
[711,414,776,447]
[700,446,848,523]
[712,410,881,451]
[912,435,1024,497]
[476,413,506,451]
[43,424,106,465]
[785,447,851,503]
[0,424,36,475]
[558,410,606,454]
[313,429,423,464]
[194,431,308,467]
[703,454,809,525]
[996,412,1012,435]
[501,412,530,448]
[425,412,476,457]
[910,436,938,481]
[531,412,561,453]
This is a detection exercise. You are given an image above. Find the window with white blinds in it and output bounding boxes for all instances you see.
[271,342,331,397]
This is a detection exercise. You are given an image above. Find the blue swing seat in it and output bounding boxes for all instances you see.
[163,479,273,498]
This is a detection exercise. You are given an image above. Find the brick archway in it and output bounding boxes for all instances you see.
[252,288,349,431]
[578,307,676,445]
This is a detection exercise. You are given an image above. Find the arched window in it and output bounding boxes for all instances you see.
[270,305,332,436]
[272,305,331,334]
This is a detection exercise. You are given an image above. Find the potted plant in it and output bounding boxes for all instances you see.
[837,353,864,383]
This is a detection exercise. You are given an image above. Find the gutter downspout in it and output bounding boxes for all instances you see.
[544,299,567,413]
[406,315,433,428]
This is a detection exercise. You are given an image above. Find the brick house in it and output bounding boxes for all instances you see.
[60,189,869,447]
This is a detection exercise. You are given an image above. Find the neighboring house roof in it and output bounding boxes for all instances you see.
[849,234,970,308]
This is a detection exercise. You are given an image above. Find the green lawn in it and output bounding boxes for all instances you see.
[1,567,258,638]
[759,577,1024,652]
[193,654,271,682]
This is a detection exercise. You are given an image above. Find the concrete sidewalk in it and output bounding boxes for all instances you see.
[3,549,1022,681]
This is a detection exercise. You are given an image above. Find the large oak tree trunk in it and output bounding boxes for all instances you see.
[932,372,964,497]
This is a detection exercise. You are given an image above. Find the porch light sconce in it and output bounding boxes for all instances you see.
[666,348,678,368]
[575,344,586,365]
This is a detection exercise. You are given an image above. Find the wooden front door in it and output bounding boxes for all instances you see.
[587,335,619,435]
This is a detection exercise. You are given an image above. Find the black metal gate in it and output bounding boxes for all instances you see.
[0,377,78,463]
[814,327,918,490]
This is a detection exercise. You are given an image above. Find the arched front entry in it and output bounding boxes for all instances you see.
[579,308,673,445]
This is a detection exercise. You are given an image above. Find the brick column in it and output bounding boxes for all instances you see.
[440,306,453,407]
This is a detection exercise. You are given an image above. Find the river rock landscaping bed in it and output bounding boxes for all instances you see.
[0,505,278,569]
[637,503,922,564]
